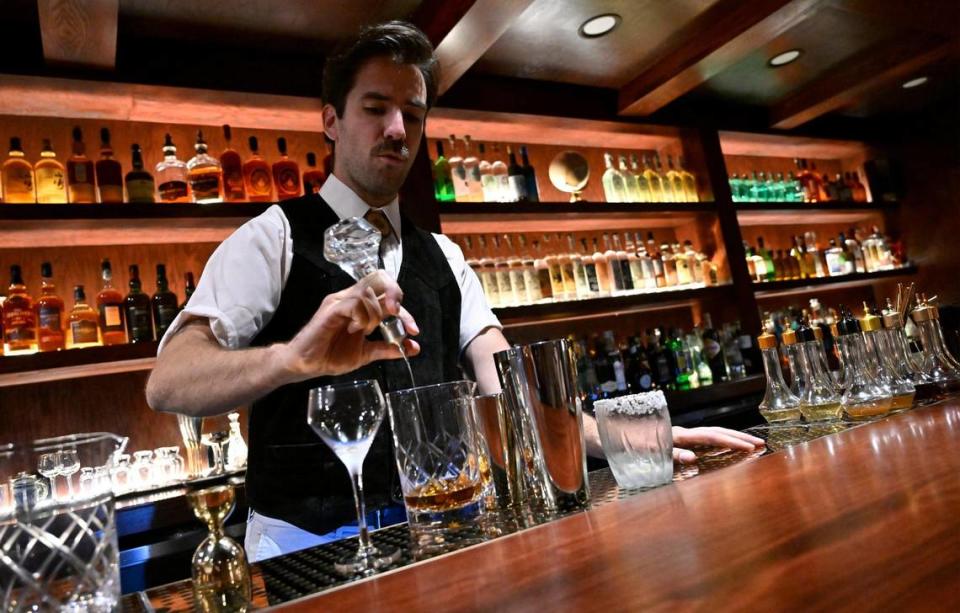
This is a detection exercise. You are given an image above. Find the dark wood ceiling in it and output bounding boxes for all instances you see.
[0,0,956,131]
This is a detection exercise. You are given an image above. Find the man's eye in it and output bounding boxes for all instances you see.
[364,107,385,115]
[404,113,423,124]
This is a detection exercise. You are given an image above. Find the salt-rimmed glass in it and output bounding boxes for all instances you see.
[594,391,673,489]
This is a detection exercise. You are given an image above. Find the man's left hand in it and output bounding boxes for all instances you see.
[672,426,765,464]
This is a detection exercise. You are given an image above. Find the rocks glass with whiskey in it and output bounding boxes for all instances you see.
[307,380,400,576]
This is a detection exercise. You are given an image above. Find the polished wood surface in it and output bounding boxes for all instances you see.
[37,0,118,69]
[278,402,960,611]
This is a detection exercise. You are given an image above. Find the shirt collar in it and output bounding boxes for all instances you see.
[319,173,401,238]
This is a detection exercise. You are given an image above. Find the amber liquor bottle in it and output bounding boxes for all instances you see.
[187,130,223,204]
[125,265,154,343]
[2,137,36,203]
[272,137,301,200]
[68,285,100,348]
[3,265,36,354]
[35,261,65,351]
[97,259,126,345]
[125,144,156,203]
[220,125,246,202]
[243,136,273,202]
[303,152,326,195]
[67,127,96,203]
[152,264,179,339]
[35,139,68,204]
[155,134,191,203]
[95,128,124,203]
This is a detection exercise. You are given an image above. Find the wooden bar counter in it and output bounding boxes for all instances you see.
[277,402,960,611]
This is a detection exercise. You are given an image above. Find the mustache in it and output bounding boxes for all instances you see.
[373,140,410,159]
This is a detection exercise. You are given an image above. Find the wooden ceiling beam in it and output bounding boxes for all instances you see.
[37,0,118,70]
[770,36,956,129]
[411,0,535,96]
[618,0,823,117]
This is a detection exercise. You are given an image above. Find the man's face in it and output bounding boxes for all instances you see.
[324,55,427,205]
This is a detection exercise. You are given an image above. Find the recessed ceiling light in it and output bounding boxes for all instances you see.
[768,49,803,67]
[902,76,928,89]
[578,14,621,38]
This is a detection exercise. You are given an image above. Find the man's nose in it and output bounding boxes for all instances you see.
[383,108,406,142]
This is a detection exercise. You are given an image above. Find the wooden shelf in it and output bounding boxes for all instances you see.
[752,265,917,299]
[494,284,733,327]
[440,202,715,234]
[0,341,158,388]
[0,203,272,248]
[719,131,871,159]
[735,202,896,226]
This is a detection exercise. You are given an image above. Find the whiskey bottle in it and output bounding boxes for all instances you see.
[506,146,527,202]
[661,243,679,287]
[125,265,154,343]
[242,136,273,202]
[302,152,326,195]
[187,130,223,204]
[641,155,664,203]
[3,265,36,353]
[600,152,626,203]
[156,134,191,203]
[646,233,666,287]
[432,140,455,203]
[95,128,124,203]
[490,144,510,203]
[462,136,484,203]
[68,285,100,348]
[125,144,156,203]
[851,171,867,202]
[35,262,65,351]
[34,139,68,204]
[477,143,498,202]
[67,127,96,203]
[219,125,246,202]
[181,271,196,309]
[519,146,539,203]
[272,137,301,200]
[674,242,693,286]
[678,157,699,202]
[97,259,126,345]
[2,137,36,203]
[152,264,179,339]
[555,233,578,298]
[532,239,553,301]
[542,234,566,300]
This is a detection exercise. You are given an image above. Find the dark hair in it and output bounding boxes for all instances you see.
[322,21,439,117]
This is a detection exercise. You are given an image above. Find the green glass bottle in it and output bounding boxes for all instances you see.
[432,140,455,202]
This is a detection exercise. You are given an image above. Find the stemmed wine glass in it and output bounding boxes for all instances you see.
[37,453,61,501]
[307,380,400,576]
[57,449,81,500]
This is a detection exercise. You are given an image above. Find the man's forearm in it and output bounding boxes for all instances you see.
[146,322,295,417]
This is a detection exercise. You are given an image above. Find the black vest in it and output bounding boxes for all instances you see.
[247,195,462,535]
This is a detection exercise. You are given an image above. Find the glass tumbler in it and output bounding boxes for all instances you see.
[595,390,673,489]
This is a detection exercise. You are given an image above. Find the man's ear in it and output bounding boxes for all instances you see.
[322,104,339,142]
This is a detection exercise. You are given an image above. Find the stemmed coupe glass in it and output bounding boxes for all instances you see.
[307,380,400,576]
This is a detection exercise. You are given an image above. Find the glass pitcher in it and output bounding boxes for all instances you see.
[1,432,127,612]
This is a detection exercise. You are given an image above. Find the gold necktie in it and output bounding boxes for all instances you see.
[363,208,393,241]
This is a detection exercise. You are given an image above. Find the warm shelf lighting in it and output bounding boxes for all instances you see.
[578,14,621,38]
[768,49,803,67]
[902,76,928,89]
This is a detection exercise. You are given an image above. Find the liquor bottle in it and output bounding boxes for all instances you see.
[539,235,564,300]
[579,238,600,295]
[666,331,690,390]
[477,143,499,202]
[756,237,776,281]
[678,157,699,202]
[624,233,645,289]
[618,154,640,202]
[2,138,35,203]
[851,171,867,202]
[633,232,657,289]
[186,130,223,204]
[689,329,713,387]
[611,234,634,292]
[660,243,678,287]
[860,304,914,411]
[564,234,589,298]
[97,259,126,345]
[447,135,469,202]
[531,239,553,302]
[673,242,692,286]
[491,145,510,203]
[794,321,842,421]
[156,134,191,203]
[35,262,65,351]
[272,137,301,200]
[824,239,846,276]
[552,233,577,298]
[242,136,273,202]
[68,285,100,348]
[756,329,802,423]
[473,235,501,307]
[602,233,626,293]
[646,233,666,287]
[506,146,527,202]
[653,155,673,201]
[490,235,516,306]
[67,127,96,203]
[517,235,541,302]
[502,235,529,304]
[3,265,36,354]
[702,315,729,382]
[771,172,787,201]
[862,226,893,272]
[431,140,455,203]
[181,271,196,309]
[152,264,180,339]
[641,155,664,203]
[795,159,813,202]
[125,144,156,203]
[462,136,484,203]
[600,152,627,203]
[665,155,686,202]
[786,171,803,202]
[34,139,68,204]
[124,265,154,343]
[840,231,866,273]
[683,241,703,284]
[824,174,841,201]
[729,173,743,203]
[302,152,326,195]
[519,145,539,203]
[625,335,655,392]
[591,237,612,296]
[219,125,246,202]
[648,328,674,389]
[95,128,124,203]
[630,154,652,203]
[603,331,629,396]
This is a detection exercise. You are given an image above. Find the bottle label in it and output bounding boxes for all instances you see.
[613,360,627,391]
[248,168,272,196]
[127,306,153,340]
[126,179,156,202]
[189,172,221,201]
[69,183,96,203]
[158,180,189,201]
[508,175,527,200]
[223,170,245,198]
[584,263,599,292]
[510,269,527,296]
[275,167,300,195]
[156,305,179,336]
[71,319,98,344]
[99,184,124,203]
[102,305,123,329]
[637,373,653,391]
[35,167,67,203]
[619,260,634,289]
[38,307,61,331]
[537,267,553,298]
[4,308,36,341]
[4,166,34,201]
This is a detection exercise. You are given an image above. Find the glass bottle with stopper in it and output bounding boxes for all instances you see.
[757,328,802,424]
[794,321,843,422]
[910,294,960,393]
[860,303,915,412]
[834,306,891,421]
[881,298,937,401]
[324,216,407,347]
[780,328,805,398]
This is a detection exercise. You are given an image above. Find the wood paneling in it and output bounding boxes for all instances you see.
[37,0,118,70]
[409,0,477,47]
[277,402,960,611]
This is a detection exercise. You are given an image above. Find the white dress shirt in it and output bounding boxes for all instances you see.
[159,174,500,355]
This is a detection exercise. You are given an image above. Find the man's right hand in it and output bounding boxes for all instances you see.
[275,270,421,382]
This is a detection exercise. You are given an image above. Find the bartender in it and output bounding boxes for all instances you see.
[146,21,762,562]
